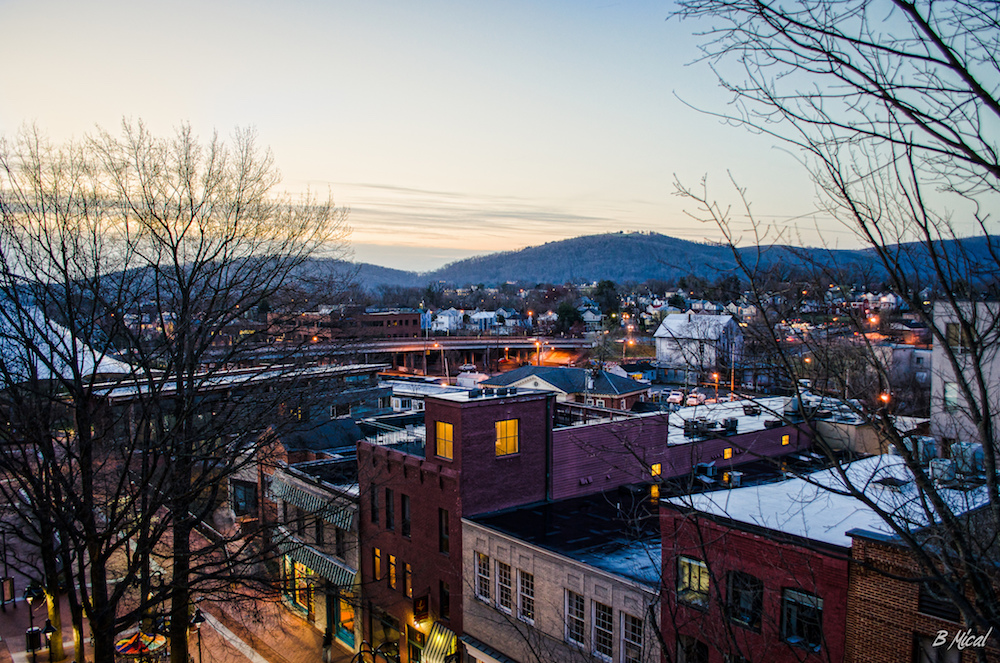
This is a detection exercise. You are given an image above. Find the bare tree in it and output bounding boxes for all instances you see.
[0,122,353,663]
[672,0,1000,652]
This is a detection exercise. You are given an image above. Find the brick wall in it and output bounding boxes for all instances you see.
[425,392,553,516]
[358,441,463,660]
[846,535,1000,663]
[661,506,850,663]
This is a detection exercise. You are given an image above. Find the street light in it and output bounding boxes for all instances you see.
[191,608,206,663]
[712,372,719,402]
[42,619,56,657]
[23,584,42,663]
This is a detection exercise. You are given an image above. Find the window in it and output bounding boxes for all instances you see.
[385,488,395,530]
[315,518,324,546]
[231,479,257,516]
[724,447,733,459]
[945,322,971,352]
[440,580,450,620]
[370,482,379,525]
[495,419,519,456]
[566,591,585,646]
[917,583,960,622]
[677,635,708,663]
[914,634,960,663]
[518,570,535,622]
[436,421,454,460]
[438,508,449,554]
[296,507,307,537]
[677,557,710,608]
[782,589,823,652]
[476,553,491,601]
[943,382,960,411]
[781,434,790,446]
[728,572,763,630]
[372,548,381,581]
[622,613,643,663]
[497,561,513,613]
[401,494,411,537]
[388,555,397,589]
[593,601,613,659]
[651,463,661,477]
[335,527,346,558]
[404,562,412,598]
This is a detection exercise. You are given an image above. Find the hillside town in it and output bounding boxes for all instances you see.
[1,1,998,663]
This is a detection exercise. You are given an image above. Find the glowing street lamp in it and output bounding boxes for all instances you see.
[712,372,719,402]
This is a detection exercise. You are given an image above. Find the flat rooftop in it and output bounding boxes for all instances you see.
[663,454,991,547]
[469,490,661,587]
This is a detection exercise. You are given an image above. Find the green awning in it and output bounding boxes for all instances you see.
[269,477,355,531]
[274,528,357,588]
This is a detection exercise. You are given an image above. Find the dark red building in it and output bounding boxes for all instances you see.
[358,393,818,662]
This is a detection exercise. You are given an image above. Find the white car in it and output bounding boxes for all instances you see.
[665,391,685,405]
[458,363,477,372]
[686,392,706,406]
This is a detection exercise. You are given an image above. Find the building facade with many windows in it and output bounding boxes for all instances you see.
[462,494,662,663]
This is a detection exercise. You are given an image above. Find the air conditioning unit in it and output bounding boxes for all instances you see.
[694,462,717,478]
[725,470,743,488]
[929,458,956,482]
[891,435,937,464]
[952,442,984,476]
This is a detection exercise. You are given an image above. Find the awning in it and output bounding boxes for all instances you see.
[274,527,357,587]
[459,634,518,663]
[423,622,458,663]
[269,477,355,531]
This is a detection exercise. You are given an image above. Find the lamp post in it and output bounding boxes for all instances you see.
[43,619,56,658]
[712,373,719,402]
[24,585,42,663]
[191,609,206,663]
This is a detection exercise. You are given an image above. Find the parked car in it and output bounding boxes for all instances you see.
[686,391,706,406]
[458,363,477,372]
[666,390,685,405]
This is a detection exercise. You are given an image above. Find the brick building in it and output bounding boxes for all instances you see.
[846,530,1000,663]
[659,457,894,663]
[357,392,820,662]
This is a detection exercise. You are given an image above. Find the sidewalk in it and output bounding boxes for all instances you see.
[0,594,356,663]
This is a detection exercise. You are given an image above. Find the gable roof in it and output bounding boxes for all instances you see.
[653,313,735,341]
[482,365,647,396]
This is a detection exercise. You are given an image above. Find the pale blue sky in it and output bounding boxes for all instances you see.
[1,0,833,272]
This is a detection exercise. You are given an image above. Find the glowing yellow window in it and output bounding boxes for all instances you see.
[495,419,519,456]
[651,463,662,477]
[650,484,660,499]
[781,434,790,446]
[724,447,733,460]
[436,421,454,460]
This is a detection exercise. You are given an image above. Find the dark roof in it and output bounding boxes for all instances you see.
[278,419,362,452]
[482,365,647,396]
[469,488,660,586]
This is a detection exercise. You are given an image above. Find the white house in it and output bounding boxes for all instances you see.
[653,312,743,373]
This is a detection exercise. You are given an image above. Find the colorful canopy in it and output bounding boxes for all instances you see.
[114,632,167,656]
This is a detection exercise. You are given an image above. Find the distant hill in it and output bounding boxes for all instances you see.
[339,231,998,290]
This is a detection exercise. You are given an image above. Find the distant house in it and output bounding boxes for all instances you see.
[431,308,463,333]
[480,365,649,410]
[654,312,743,379]
[578,306,604,332]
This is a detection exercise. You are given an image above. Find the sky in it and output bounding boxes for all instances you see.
[1,0,841,272]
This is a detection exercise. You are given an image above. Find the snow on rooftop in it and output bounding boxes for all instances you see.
[665,455,990,547]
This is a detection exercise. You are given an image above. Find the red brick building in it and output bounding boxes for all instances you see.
[357,390,555,662]
[661,504,850,663]
[846,531,1000,663]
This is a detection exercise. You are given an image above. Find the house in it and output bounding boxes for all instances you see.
[432,308,464,334]
[479,365,650,410]
[579,306,604,332]
[654,312,743,381]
